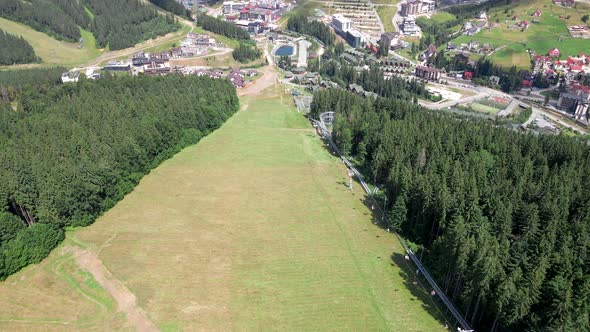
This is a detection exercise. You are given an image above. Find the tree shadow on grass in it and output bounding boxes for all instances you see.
[313,130,453,329]
[358,195,452,329]
[391,252,451,329]
[337,181,350,189]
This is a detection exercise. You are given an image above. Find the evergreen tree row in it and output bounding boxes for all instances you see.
[196,13,251,41]
[308,59,431,104]
[311,89,590,331]
[430,56,524,93]
[0,75,239,279]
[232,42,262,63]
[0,67,65,102]
[0,29,39,65]
[287,13,335,46]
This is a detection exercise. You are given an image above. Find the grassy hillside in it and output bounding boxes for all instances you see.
[0,89,447,331]
[448,0,590,68]
[0,18,102,67]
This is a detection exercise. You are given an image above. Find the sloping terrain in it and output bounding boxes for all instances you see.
[0,84,445,331]
[0,18,100,67]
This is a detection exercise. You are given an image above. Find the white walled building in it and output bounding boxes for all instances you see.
[332,14,352,33]
[402,16,418,35]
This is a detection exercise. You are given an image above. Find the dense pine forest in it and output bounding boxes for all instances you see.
[196,13,251,41]
[86,0,180,50]
[311,89,590,331]
[0,0,180,51]
[287,13,335,46]
[0,29,39,65]
[0,75,239,279]
[0,0,82,42]
[232,42,262,63]
[0,67,65,101]
[315,61,430,100]
[149,0,191,18]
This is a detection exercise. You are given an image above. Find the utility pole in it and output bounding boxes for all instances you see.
[382,196,387,222]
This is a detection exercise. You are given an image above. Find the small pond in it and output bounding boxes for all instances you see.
[274,45,294,56]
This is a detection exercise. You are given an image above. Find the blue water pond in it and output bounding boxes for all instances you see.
[274,45,294,56]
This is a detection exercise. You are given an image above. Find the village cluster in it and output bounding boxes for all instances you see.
[61,32,259,89]
[75,31,223,76]
[60,0,590,128]
[533,50,590,120]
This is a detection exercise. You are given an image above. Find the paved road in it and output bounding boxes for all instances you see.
[76,9,194,69]
[419,91,487,110]
[498,98,524,117]
[441,78,588,133]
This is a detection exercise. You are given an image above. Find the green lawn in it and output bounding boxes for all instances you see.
[0,84,448,331]
[376,5,399,32]
[430,12,457,24]
[0,17,103,67]
[470,101,502,115]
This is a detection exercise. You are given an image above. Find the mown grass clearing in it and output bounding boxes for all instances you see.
[490,43,531,69]
[0,82,446,331]
[470,102,502,114]
[0,18,103,67]
[0,237,128,330]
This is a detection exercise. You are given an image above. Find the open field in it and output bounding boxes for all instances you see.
[0,78,446,330]
[0,18,102,67]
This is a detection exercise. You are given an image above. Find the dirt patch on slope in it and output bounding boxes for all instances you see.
[71,247,159,332]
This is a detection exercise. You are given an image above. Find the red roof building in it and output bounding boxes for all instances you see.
[522,79,533,87]
[463,71,473,80]
[571,84,590,94]
[548,48,560,57]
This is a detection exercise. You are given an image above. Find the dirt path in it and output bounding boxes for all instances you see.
[71,247,159,332]
[238,43,278,96]
[238,66,277,96]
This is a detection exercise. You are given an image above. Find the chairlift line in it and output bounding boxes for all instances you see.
[314,111,474,332]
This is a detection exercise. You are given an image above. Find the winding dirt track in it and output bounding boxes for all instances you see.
[71,248,159,332]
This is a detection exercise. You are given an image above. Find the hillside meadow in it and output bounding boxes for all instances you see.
[0,88,447,331]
